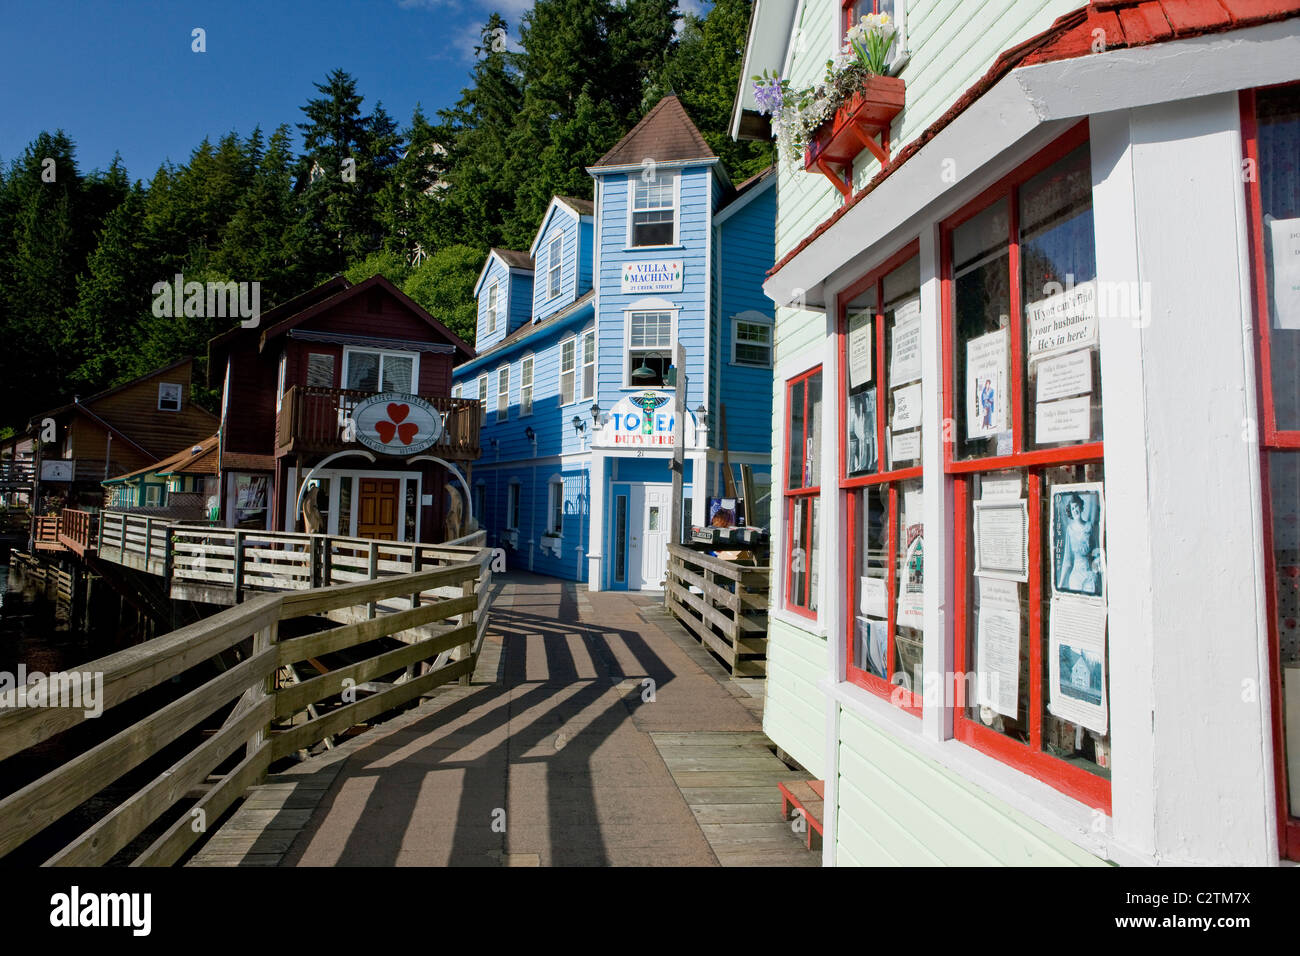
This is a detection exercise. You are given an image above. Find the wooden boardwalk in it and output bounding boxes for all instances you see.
[186,574,819,867]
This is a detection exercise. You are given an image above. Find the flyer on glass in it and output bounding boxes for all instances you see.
[966,328,1008,439]
[1047,598,1108,734]
[973,497,1029,582]
[1049,481,1105,601]
[848,311,873,388]
[976,577,1021,718]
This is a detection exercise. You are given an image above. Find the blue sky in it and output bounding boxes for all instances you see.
[1,0,701,181]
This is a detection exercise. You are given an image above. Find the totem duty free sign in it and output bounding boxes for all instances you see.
[595,391,698,448]
[352,392,444,455]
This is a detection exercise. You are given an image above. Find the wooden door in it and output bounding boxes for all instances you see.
[357,478,399,540]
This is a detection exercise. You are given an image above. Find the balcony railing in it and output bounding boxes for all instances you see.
[277,386,482,461]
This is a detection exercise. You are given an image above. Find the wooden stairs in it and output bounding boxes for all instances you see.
[778,779,825,852]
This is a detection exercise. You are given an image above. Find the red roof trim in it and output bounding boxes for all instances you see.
[769,0,1300,281]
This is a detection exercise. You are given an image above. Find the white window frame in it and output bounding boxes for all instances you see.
[581,330,596,401]
[144,483,162,507]
[622,303,678,388]
[486,282,499,335]
[341,347,421,395]
[452,383,462,399]
[158,382,183,412]
[560,337,577,406]
[521,355,534,417]
[477,374,488,426]
[547,235,563,299]
[496,364,510,421]
[546,475,564,536]
[625,171,680,248]
[507,479,521,530]
[731,313,774,368]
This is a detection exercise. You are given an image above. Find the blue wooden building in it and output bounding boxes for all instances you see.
[453,96,776,590]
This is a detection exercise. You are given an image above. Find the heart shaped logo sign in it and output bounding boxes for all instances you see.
[375,420,397,444]
[351,393,443,454]
[387,403,409,423]
[396,422,418,445]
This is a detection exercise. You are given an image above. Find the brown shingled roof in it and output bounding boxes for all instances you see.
[492,248,535,270]
[592,95,716,168]
[556,196,594,216]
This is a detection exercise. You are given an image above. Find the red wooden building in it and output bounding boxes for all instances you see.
[207,275,479,542]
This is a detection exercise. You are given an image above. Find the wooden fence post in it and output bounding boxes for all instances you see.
[247,618,279,779]
[143,517,153,568]
[233,530,246,604]
[368,541,379,620]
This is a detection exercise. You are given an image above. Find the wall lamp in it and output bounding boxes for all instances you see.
[590,403,602,426]
[572,416,586,435]
[696,404,708,429]
[524,426,536,442]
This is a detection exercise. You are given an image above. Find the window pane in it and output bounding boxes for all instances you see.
[806,373,823,487]
[787,379,806,489]
[347,352,380,391]
[952,203,1012,461]
[787,496,819,612]
[845,285,878,477]
[306,353,335,388]
[1260,88,1300,429]
[338,477,352,536]
[884,256,922,471]
[382,355,414,393]
[1041,462,1110,781]
[894,479,924,681]
[963,470,1031,741]
[1020,144,1102,451]
[851,484,890,677]
[1269,451,1300,821]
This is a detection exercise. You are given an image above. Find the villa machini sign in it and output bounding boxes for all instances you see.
[621,260,683,294]
[595,391,699,449]
[352,392,444,455]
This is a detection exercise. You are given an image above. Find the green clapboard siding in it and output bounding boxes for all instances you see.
[762,618,828,777]
[835,709,1109,866]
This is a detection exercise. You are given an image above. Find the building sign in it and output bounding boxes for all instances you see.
[40,460,74,482]
[352,392,444,455]
[595,391,699,449]
[621,260,683,295]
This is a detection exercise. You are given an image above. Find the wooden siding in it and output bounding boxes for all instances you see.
[83,360,217,461]
[835,709,1107,866]
[476,256,514,350]
[533,206,584,323]
[762,618,828,777]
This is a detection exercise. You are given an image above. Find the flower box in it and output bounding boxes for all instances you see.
[804,75,905,197]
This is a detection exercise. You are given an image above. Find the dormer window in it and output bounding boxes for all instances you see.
[487,282,499,334]
[548,236,563,299]
[630,175,676,247]
[158,383,182,412]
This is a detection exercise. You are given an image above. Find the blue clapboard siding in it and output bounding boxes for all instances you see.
[595,166,711,414]
[532,202,592,323]
[578,219,594,296]
[474,462,590,581]
[474,255,515,350]
[508,272,533,332]
[715,180,777,456]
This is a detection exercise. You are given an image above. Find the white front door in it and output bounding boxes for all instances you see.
[627,483,670,591]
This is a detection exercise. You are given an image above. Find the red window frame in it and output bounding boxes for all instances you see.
[1241,83,1300,862]
[783,366,823,620]
[838,240,923,713]
[842,0,883,34]
[940,121,1110,812]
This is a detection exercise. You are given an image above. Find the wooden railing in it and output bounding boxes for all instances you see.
[58,508,99,556]
[0,545,493,866]
[33,515,62,549]
[277,386,482,460]
[0,459,34,489]
[665,544,771,678]
[98,511,171,575]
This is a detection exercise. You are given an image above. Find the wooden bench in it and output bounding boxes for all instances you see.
[778,779,825,851]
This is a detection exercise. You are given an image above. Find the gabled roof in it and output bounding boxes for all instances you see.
[104,434,219,485]
[590,95,717,170]
[455,290,596,376]
[475,248,535,298]
[716,164,776,223]
[207,277,349,377]
[769,0,1300,283]
[528,196,594,258]
[247,274,474,363]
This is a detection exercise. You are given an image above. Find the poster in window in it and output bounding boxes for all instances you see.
[1025,279,1098,359]
[854,617,889,679]
[847,311,873,388]
[891,382,922,431]
[965,328,1008,439]
[1049,481,1105,601]
[1270,217,1300,330]
[889,309,922,385]
[975,578,1021,718]
[234,475,268,524]
[1035,348,1092,403]
[896,486,924,630]
[973,497,1029,582]
[1048,598,1108,734]
[847,388,877,475]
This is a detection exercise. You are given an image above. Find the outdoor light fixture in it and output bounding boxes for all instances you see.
[696,404,708,428]
[590,403,601,425]
[524,426,535,442]
[572,416,586,434]
[631,358,657,385]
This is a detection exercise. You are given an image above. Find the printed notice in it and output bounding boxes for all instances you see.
[976,578,1021,718]
[860,575,888,618]
[966,328,1008,439]
[1271,217,1300,330]
[892,382,922,431]
[1048,598,1108,734]
[1036,395,1091,444]
[848,311,873,388]
[980,476,1021,500]
[890,314,922,385]
[1036,348,1092,403]
[892,429,920,464]
[1026,279,1098,359]
[973,498,1029,582]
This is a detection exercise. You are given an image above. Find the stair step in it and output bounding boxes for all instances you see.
[777,780,825,851]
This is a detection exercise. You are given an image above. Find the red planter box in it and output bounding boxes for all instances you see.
[804,75,906,197]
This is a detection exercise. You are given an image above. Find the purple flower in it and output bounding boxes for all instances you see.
[752,77,784,116]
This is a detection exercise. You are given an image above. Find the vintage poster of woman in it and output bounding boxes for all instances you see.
[1049,481,1105,601]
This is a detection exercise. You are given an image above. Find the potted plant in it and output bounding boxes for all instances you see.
[753,13,904,194]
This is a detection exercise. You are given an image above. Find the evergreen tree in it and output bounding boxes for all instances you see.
[403,244,483,345]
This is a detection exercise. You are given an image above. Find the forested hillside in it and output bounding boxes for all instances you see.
[0,0,769,433]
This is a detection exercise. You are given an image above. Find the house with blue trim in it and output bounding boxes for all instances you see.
[453,95,776,591]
